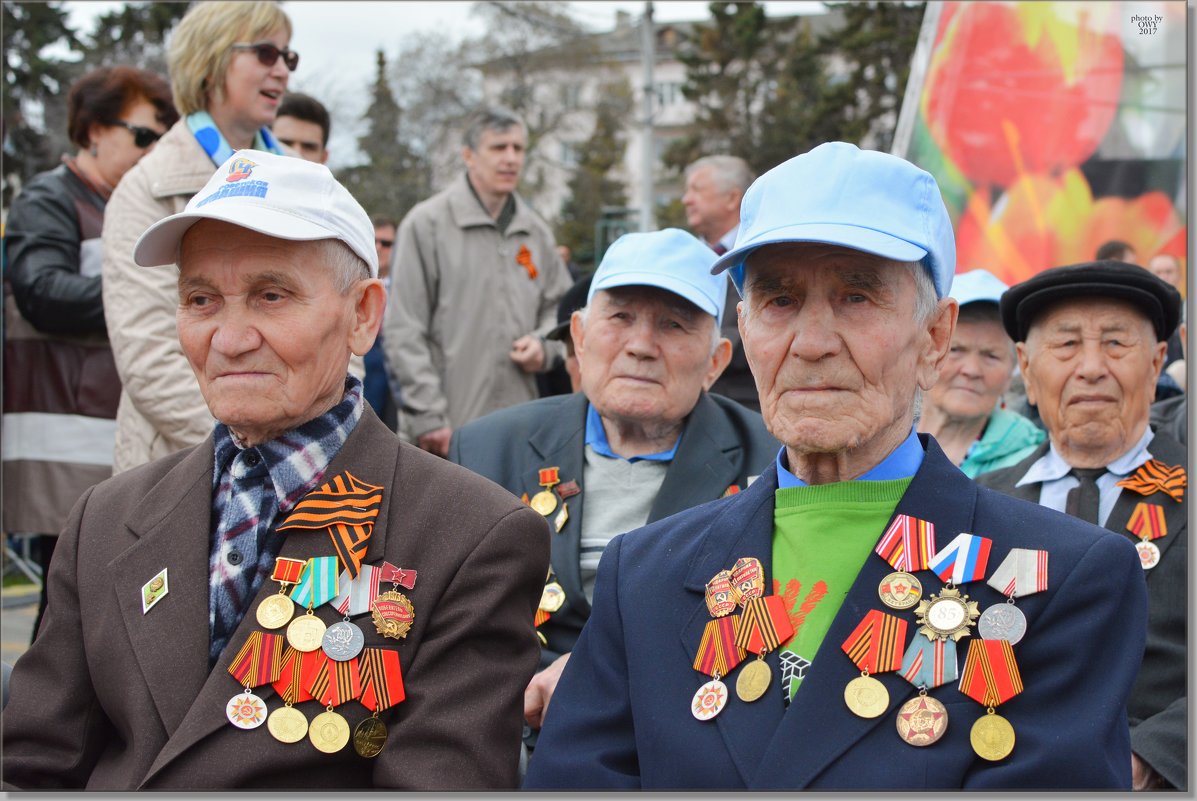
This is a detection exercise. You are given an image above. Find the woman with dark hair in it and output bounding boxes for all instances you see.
[3,64,178,635]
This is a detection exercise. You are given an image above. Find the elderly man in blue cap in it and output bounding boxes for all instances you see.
[450,228,778,738]
[524,143,1148,789]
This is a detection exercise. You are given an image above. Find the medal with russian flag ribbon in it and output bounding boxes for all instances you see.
[257,557,306,630]
[980,548,1048,644]
[894,632,958,747]
[225,631,286,730]
[959,639,1023,761]
[733,595,794,703]
[841,609,907,718]
[306,654,363,754]
[355,648,406,757]
[1126,502,1168,570]
[874,515,935,610]
[928,532,992,585]
[267,646,321,743]
[690,616,745,720]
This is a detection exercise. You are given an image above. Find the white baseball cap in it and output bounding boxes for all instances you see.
[133,149,379,278]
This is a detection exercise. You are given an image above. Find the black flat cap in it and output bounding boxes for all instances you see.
[545,273,594,342]
[1000,259,1182,342]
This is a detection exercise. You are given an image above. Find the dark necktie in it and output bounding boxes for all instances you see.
[1065,467,1105,525]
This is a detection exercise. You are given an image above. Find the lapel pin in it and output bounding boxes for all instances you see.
[141,567,169,614]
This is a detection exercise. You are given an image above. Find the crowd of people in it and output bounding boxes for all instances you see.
[0,0,1187,792]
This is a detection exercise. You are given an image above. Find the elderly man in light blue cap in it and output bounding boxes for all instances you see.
[918,269,1045,477]
[526,143,1147,790]
[450,227,778,737]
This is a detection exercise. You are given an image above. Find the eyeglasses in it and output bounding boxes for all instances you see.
[375,238,394,248]
[231,42,299,71]
[117,121,163,149]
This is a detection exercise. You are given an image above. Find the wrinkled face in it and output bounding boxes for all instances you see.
[1147,254,1182,289]
[90,98,167,188]
[273,114,326,163]
[463,124,526,198]
[217,27,291,130]
[740,243,948,460]
[572,286,725,431]
[1019,297,1165,462]
[924,313,1015,422]
[682,166,738,243]
[177,220,365,443]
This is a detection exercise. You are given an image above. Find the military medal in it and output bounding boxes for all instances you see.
[322,620,365,661]
[874,514,935,609]
[980,548,1047,644]
[915,585,980,642]
[840,609,907,718]
[227,691,269,729]
[371,591,415,640]
[704,570,738,618]
[731,557,765,605]
[959,639,1024,761]
[288,605,328,652]
[691,677,729,721]
[878,571,922,610]
[895,632,958,746]
[691,616,744,720]
[141,568,169,614]
[733,595,794,703]
[530,467,561,516]
[357,648,405,756]
[1126,502,1167,570]
[553,480,580,534]
[277,470,384,580]
[268,646,318,743]
[225,631,286,730]
[895,690,948,746]
[308,655,363,753]
[928,532,992,585]
[310,708,351,753]
[258,557,307,629]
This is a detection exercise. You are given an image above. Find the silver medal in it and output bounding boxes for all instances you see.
[977,602,1027,645]
[321,620,365,661]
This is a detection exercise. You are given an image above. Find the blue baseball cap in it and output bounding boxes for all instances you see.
[950,268,1008,308]
[712,142,956,299]
[588,228,726,326]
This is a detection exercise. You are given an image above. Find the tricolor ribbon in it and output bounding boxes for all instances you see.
[277,471,384,579]
[227,631,286,688]
[1127,502,1168,541]
[694,617,746,677]
[359,648,406,712]
[271,557,306,585]
[841,609,907,673]
[329,562,409,616]
[959,639,1023,707]
[1116,460,1185,503]
[928,532,992,584]
[272,645,323,704]
[986,548,1048,599]
[734,595,794,655]
[308,653,362,707]
[289,556,340,609]
[900,631,958,689]
[875,514,936,571]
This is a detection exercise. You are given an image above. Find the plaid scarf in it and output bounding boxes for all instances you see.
[208,376,364,666]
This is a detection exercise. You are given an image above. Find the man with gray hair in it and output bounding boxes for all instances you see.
[385,106,573,455]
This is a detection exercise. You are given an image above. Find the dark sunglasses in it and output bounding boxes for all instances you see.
[117,121,163,148]
[375,238,394,248]
[232,42,299,71]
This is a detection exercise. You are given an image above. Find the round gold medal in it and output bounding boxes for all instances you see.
[970,710,1015,761]
[353,715,389,758]
[878,571,923,610]
[529,490,558,516]
[286,613,327,653]
[735,658,772,703]
[256,593,295,630]
[539,581,566,614]
[895,694,948,746]
[309,709,351,753]
[267,704,308,743]
[844,674,889,718]
[915,586,980,642]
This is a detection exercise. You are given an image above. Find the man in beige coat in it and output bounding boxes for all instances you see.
[383,106,573,456]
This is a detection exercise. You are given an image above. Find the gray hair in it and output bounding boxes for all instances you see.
[463,106,526,151]
[685,155,755,195]
[319,238,371,293]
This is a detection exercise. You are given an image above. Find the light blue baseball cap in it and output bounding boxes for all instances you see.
[588,228,726,326]
[950,268,1008,308]
[712,142,956,299]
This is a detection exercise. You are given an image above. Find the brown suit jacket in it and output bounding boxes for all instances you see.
[2,410,550,790]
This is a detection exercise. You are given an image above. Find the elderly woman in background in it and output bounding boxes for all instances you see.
[3,65,177,635]
[101,0,296,473]
[917,268,1045,477]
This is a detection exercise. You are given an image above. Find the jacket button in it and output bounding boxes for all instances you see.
[227,550,243,566]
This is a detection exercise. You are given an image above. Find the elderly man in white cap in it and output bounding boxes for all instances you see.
[525,143,1147,790]
[3,151,548,791]
[450,228,777,738]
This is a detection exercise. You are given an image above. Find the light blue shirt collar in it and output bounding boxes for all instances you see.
[776,428,925,488]
[585,403,680,462]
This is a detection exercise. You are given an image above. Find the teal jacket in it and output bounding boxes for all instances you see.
[959,406,1045,478]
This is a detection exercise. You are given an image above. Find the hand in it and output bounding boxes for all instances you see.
[1132,752,1165,790]
[417,426,452,458]
[524,652,570,729]
[510,335,546,373]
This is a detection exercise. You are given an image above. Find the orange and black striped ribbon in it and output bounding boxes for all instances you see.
[1127,502,1168,541]
[534,608,551,627]
[277,471,384,580]
[358,648,406,712]
[694,616,746,677]
[959,639,1023,708]
[1116,460,1186,503]
[271,646,322,704]
[308,653,362,707]
[734,595,795,655]
[840,609,908,673]
[227,631,286,688]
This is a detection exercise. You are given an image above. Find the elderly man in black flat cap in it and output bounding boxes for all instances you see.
[978,260,1186,791]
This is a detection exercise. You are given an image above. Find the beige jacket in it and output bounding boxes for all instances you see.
[384,173,571,440]
[102,121,363,473]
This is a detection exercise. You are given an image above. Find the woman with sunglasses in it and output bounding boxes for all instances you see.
[100,1,298,474]
[3,64,177,634]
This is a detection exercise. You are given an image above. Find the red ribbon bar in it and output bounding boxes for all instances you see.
[272,557,307,585]
[959,639,1024,708]
[538,467,560,486]
[227,631,285,688]
[734,595,795,655]
[272,646,323,704]
[1127,502,1168,541]
[359,648,406,713]
[308,653,362,708]
[694,616,746,677]
[379,562,417,590]
[841,609,908,673]
[874,514,936,572]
